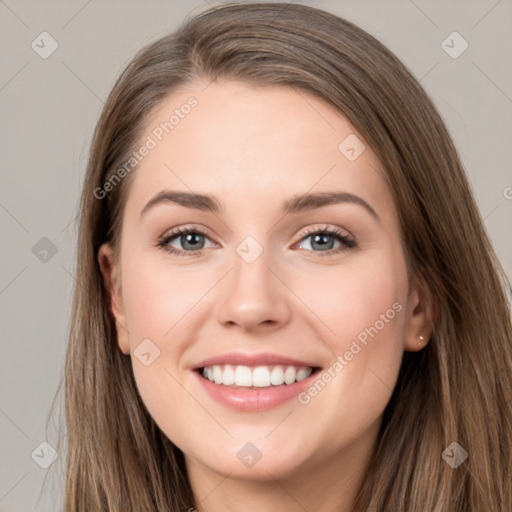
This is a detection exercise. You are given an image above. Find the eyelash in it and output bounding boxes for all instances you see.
[156,224,356,258]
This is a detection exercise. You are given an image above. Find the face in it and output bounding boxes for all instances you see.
[99,80,431,482]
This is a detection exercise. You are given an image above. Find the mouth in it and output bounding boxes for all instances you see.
[196,364,321,388]
[191,353,322,411]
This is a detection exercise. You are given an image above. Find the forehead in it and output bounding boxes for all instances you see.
[124,81,392,220]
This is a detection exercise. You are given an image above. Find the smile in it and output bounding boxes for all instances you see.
[200,364,313,387]
[191,353,322,411]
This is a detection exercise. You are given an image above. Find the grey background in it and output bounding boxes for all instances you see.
[1,0,511,510]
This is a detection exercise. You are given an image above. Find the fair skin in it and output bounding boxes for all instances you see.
[99,80,433,512]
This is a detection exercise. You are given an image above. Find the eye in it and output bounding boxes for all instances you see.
[294,225,356,256]
[157,224,356,257]
[157,226,217,256]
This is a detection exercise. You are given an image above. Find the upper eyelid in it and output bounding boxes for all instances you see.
[297,224,352,239]
[161,225,219,243]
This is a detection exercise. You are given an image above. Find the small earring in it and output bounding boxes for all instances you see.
[418,335,425,344]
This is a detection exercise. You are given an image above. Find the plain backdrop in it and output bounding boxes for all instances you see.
[1,1,511,510]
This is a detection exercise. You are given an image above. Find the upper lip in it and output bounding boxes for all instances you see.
[191,352,321,370]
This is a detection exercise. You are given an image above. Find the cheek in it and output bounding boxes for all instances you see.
[289,253,407,346]
[118,257,197,440]
[118,252,215,439]
[121,252,202,347]
[291,254,406,393]
[291,254,408,436]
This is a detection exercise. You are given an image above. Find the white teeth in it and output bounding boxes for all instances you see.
[235,365,252,386]
[252,366,271,387]
[270,366,285,385]
[296,367,312,382]
[213,365,223,384]
[284,366,296,385]
[223,365,235,385]
[200,364,314,387]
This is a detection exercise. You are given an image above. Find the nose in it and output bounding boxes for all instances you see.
[216,248,291,332]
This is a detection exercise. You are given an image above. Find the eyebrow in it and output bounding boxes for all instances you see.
[140,190,379,220]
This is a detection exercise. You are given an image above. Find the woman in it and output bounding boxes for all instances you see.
[62,2,512,511]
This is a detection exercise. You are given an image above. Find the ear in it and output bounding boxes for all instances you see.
[404,274,437,352]
[98,243,130,355]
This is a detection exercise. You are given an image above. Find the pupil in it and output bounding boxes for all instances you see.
[183,233,203,250]
[312,234,333,251]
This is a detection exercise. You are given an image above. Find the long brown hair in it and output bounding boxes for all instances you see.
[60,2,512,510]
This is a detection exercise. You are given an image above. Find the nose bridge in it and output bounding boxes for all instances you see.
[215,234,290,330]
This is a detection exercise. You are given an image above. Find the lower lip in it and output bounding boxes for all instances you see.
[193,369,319,412]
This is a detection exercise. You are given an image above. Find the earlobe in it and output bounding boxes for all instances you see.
[404,276,437,352]
[98,243,130,355]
